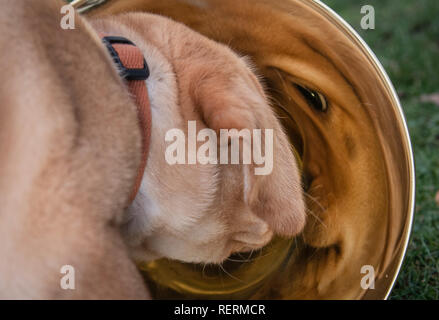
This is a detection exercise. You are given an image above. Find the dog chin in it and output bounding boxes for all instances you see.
[170,250,232,265]
[130,247,163,264]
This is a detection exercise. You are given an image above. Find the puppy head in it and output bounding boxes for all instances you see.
[115,13,306,264]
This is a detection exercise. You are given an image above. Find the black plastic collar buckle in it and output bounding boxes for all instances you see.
[102,36,150,81]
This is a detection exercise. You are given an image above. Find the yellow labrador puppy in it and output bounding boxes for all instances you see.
[0,0,305,298]
[90,0,398,299]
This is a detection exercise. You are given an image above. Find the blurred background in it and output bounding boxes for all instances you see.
[324,0,439,299]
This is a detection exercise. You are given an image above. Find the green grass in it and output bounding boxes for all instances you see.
[324,0,439,299]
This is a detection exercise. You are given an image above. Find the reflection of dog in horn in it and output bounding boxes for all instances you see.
[88,0,396,299]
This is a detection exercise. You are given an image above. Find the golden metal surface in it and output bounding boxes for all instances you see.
[88,0,415,300]
[307,1,415,300]
[139,237,295,299]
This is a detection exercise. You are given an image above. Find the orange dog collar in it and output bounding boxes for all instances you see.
[102,36,152,203]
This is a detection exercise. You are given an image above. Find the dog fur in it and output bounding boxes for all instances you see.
[0,0,305,298]
[90,0,399,299]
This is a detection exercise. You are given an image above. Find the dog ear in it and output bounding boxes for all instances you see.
[192,71,259,133]
[243,135,306,237]
[193,67,306,237]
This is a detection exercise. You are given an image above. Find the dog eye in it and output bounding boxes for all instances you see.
[295,84,328,112]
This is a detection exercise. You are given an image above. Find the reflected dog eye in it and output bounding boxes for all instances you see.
[295,84,328,112]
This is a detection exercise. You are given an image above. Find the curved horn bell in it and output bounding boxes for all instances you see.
[88,0,415,300]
